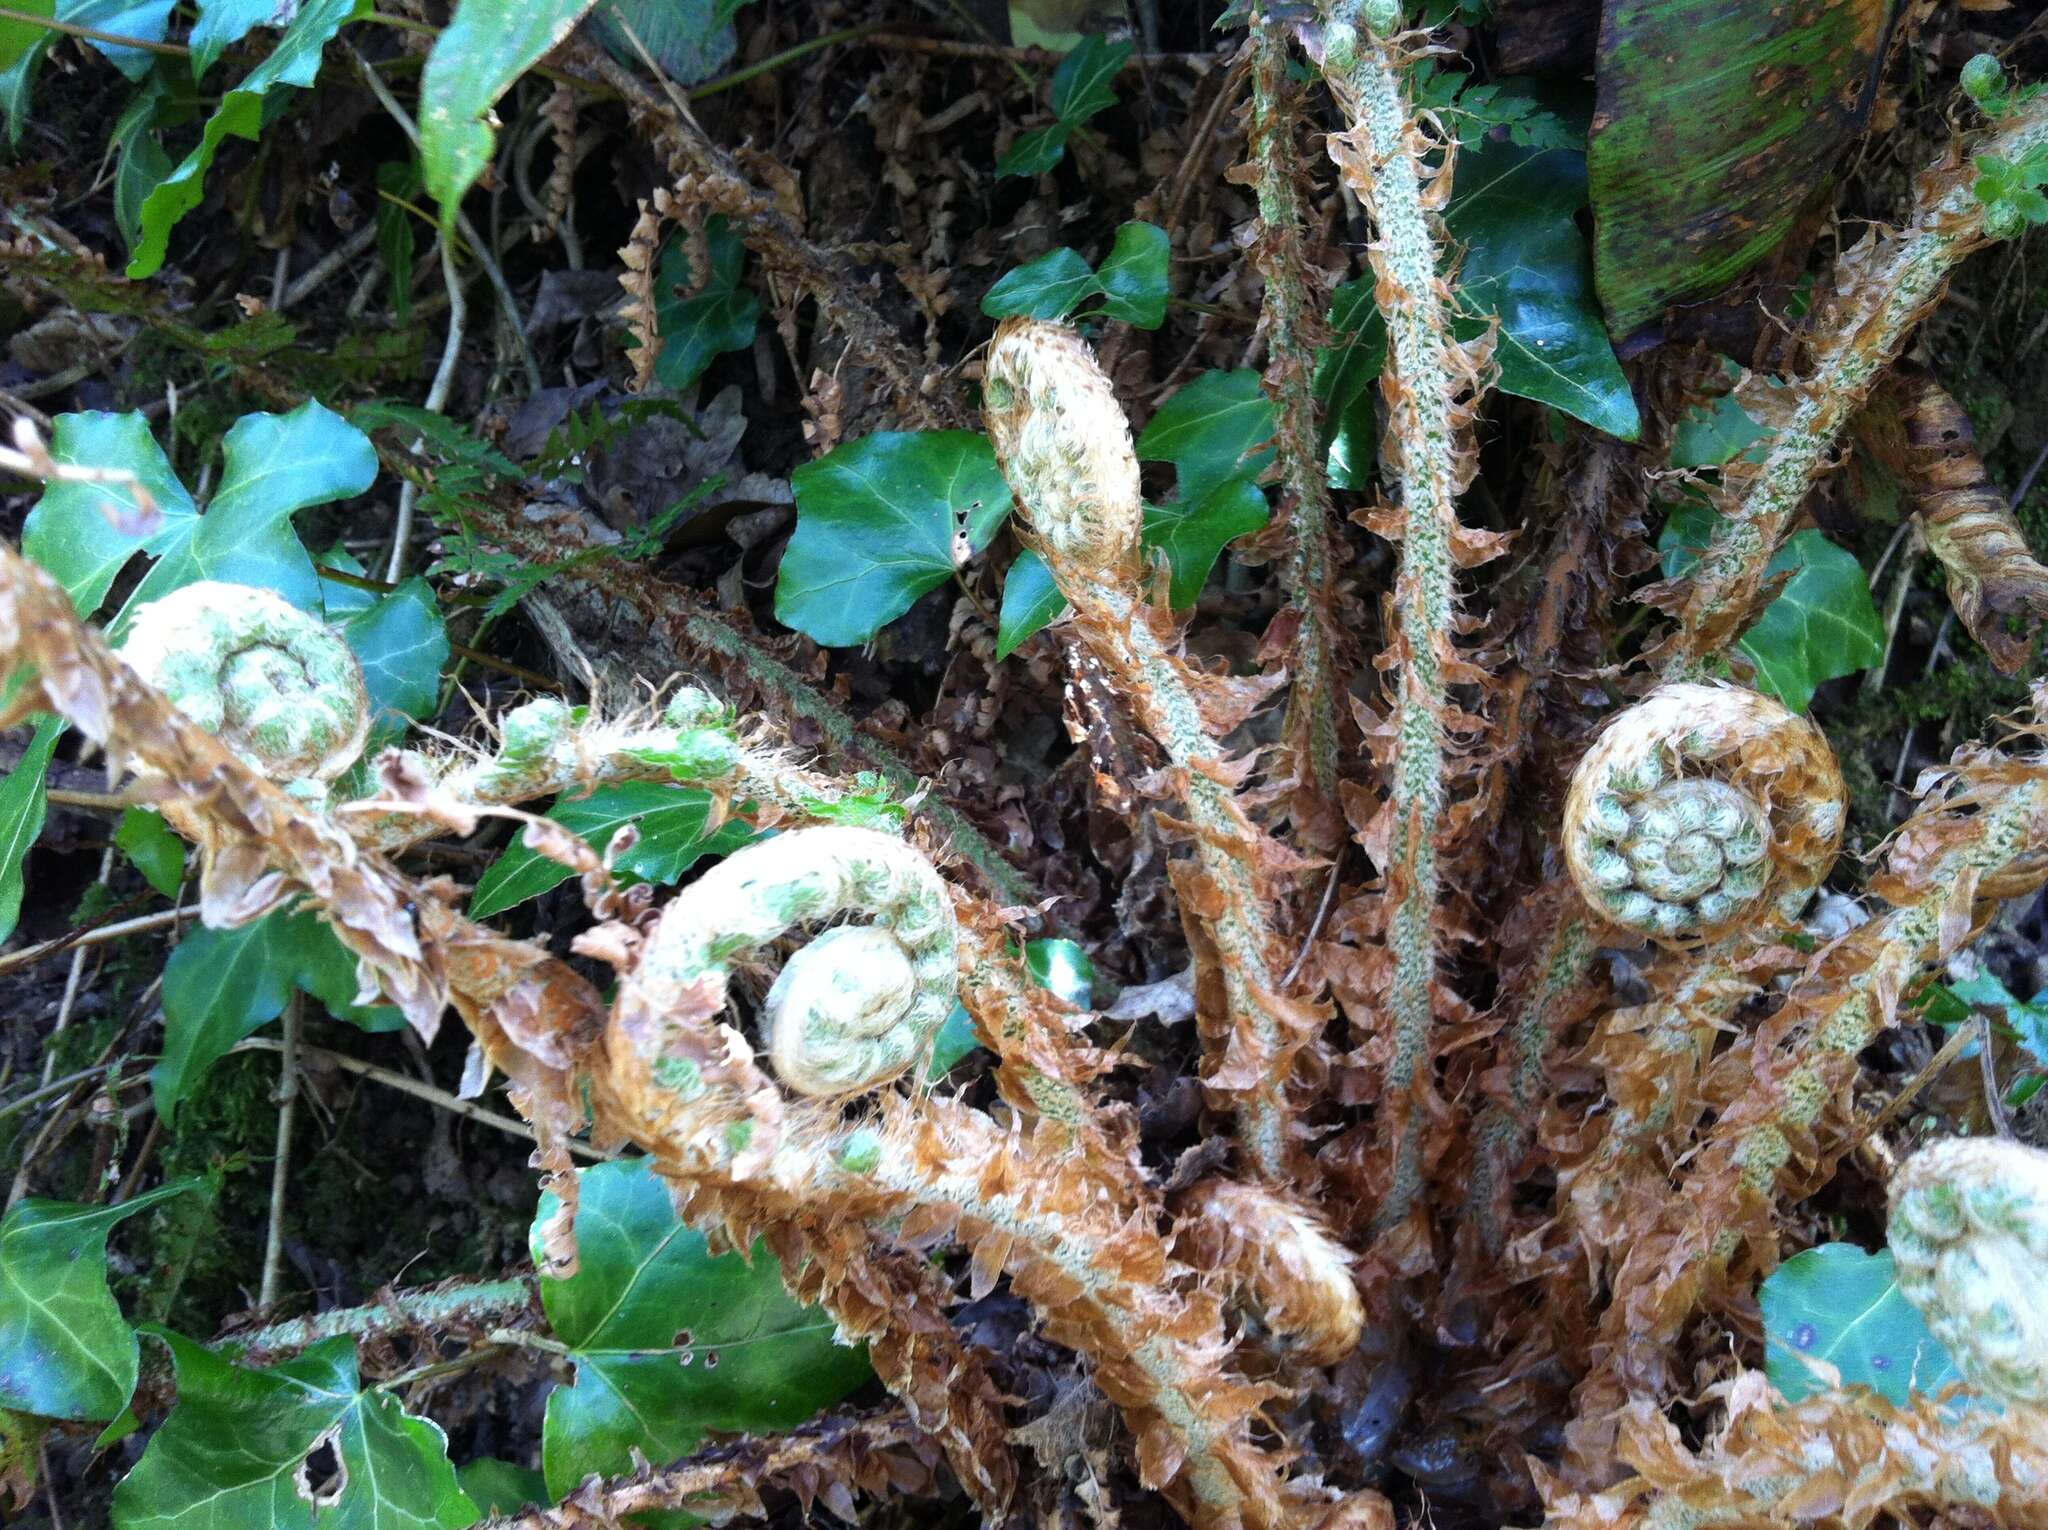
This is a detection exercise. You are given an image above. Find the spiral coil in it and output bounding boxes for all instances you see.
[626,826,959,1098]
[119,581,370,786]
[1563,684,1845,944]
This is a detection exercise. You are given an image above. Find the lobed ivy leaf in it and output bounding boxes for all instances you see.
[996,33,1130,177]
[457,1457,548,1516]
[982,221,1169,329]
[653,217,763,392]
[1660,504,1884,711]
[776,431,1015,647]
[127,0,370,279]
[418,0,596,231]
[1143,478,1271,612]
[532,1157,871,1501]
[1138,369,1276,508]
[994,547,1067,660]
[0,1181,199,1420]
[1946,969,2048,1076]
[341,576,450,746]
[154,909,403,1126]
[1761,1243,1962,1407]
[111,1332,476,1529]
[114,807,184,898]
[469,781,757,919]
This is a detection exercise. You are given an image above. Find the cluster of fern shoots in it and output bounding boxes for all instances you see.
[11,4,2048,1527]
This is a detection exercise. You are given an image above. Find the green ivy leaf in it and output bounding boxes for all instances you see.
[996,122,1069,178]
[111,1332,476,1529]
[1946,969,2048,1075]
[1660,504,1883,711]
[154,909,402,1126]
[532,1157,870,1500]
[982,247,1098,321]
[419,0,595,230]
[1312,278,1384,492]
[110,76,175,253]
[776,431,1015,647]
[188,0,278,74]
[341,576,450,744]
[128,0,369,278]
[469,782,757,920]
[1048,32,1128,124]
[114,807,184,898]
[980,222,1168,329]
[1025,937,1095,1008]
[1137,369,1275,508]
[1452,135,1640,441]
[653,217,763,392]
[1093,220,1169,327]
[0,715,60,945]
[1761,1243,1961,1406]
[1143,479,1270,610]
[995,547,1067,660]
[457,1457,548,1516]
[0,0,174,142]
[0,1181,199,1420]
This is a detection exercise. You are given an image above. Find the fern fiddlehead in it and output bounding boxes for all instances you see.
[1562,683,1845,944]
[118,581,370,789]
[621,825,959,1102]
[1891,1135,2048,1407]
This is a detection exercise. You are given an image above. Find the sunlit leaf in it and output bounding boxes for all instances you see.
[1762,1243,1962,1407]
[995,547,1068,659]
[114,807,184,898]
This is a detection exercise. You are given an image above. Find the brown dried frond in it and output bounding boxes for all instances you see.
[619,194,666,392]
[1177,1180,1364,1368]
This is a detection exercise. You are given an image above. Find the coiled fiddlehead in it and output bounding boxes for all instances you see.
[1890,1135,2048,1407]
[625,825,959,1099]
[1562,683,1845,944]
[118,581,370,787]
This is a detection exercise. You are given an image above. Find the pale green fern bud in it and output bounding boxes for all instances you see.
[982,318,1142,590]
[119,581,369,785]
[1890,1135,2048,1407]
[631,826,959,1096]
[1563,683,1845,945]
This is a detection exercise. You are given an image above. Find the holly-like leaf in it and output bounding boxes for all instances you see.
[154,909,403,1126]
[776,431,1015,647]
[981,222,1169,329]
[114,807,184,898]
[1762,1243,1961,1406]
[532,1157,871,1500]
[342,576,449,744]
[654,217,762,392]
[0,1181,198,1421]
[995,547,1068,660]
[1588,0,1889,338]
[0,715,60,945]
[1661,504,1884,711]
[468,782,757,920]
[419,0,596,231]
[1452,135,1641,441]
[111,1332,475,1529]
[127,0,369,278]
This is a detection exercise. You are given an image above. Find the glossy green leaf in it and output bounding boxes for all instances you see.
[532,1157,870,1500]
[1048,32,1128,123]
[1144,479,1271,610]
[0,1181,197,1420]
[587,0,738,86]
[457,1458,548,1516]
[1588,0,1890,337]
[1093,220,1170,328]
[995,547,1068,659]
[110,77,174,253]
[1138,369,1276,508]
[997,122,1069,178]
[25,401,373,628]
[419,0,595,230]
[189,0,276,74]
[927,1004,983,1080]
[1762,1243,1961,1406]
[115,807,184,898]
[1025,937,1095,1008]
[1452,135,1640,441]
[1947,969,2048,1075]
[653,217,762,392]
[342,576,449,743]
[469,782,757,919]
[776,431,1016,647]
[1311,278,1385,491]
[1661,504,1884,711]
[111,1332,476,1529]
[154,909,402,1125]
[982,247,1098,320]
[0,0,173,141]
[128,0,369,278]
[0,715,60,945]
[1671,389,1767,471]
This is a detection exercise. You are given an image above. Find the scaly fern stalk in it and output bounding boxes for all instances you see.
[1249,13,1341,845]
[1664,91,2048,674]
[982,319,1312,1183]
[1318,1,1484,1234]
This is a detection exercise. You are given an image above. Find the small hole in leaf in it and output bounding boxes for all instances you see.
[1792,1323,1818,1350]
[674,1329,692,1347]
[704,1350,719,1369]
[1870,1352,1892,1370]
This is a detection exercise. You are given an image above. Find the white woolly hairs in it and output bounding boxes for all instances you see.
[1562,683,1845,944]
[119,581,370,784]
[1890,1135,2048,1407]
[634,826,959,1096]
